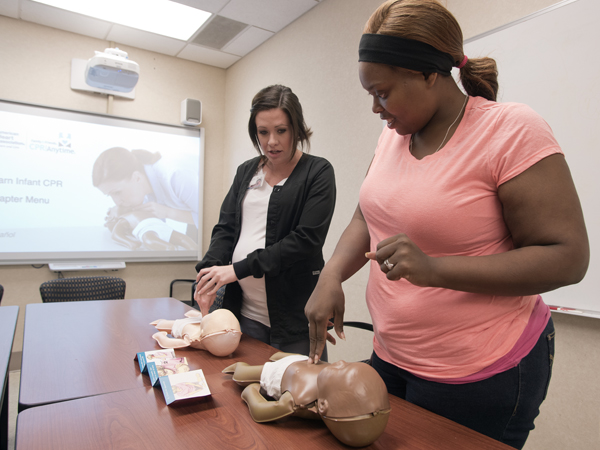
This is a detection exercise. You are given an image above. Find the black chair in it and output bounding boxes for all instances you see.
[39,276,126,303]
[343,321,373,332]
[0,284,3,304]
[342,321,374,364]
[169,278,196,298]
[169,278,196,307]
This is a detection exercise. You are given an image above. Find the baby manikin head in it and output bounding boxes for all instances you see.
[199,309,242,356]
[317,361,391,447]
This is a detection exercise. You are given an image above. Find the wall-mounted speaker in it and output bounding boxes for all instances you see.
[181,98,202,126]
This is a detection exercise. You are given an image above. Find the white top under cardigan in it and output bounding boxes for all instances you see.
[231,168,287,327]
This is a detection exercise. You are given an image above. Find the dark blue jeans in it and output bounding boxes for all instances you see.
[371,317,555,449]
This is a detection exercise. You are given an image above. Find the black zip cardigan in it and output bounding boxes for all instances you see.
[195,153,336,344]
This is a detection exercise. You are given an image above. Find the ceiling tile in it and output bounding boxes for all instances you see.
[170,0,231,14]
[222,26,273,57]
[8,0,322,70]
[19,0,112,40]
[192,15,248,49]
[178,44,240,69]
[107,25,187,56]
[0,0,19,18]
[219,0,320,32]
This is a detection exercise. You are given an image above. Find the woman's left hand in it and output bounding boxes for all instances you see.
[195,265,238,296]
[366,234,436,287]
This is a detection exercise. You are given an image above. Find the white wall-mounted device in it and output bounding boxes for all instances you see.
[86,48,139,92]
[71,48,139,99]
[181,98,202,126]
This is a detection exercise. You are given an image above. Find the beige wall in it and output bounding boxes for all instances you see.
[0,15,227,356]
[224,0,387,365]
[1,0,598,448]
[224,1,598,449]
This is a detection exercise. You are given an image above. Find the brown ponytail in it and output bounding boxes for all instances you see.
[458,58,498,102]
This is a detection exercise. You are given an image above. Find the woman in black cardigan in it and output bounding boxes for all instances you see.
[194,85,336,358]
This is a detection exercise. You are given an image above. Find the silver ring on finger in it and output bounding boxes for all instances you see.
[384,259,394,271]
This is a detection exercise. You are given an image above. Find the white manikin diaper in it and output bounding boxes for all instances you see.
[171,316,202,338]
[260,355,309,399]
[132,218,173,242]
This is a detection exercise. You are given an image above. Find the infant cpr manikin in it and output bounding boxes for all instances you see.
[223,352,391,447]
[151,309,241,357]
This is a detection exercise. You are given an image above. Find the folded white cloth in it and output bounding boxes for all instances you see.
[260,355,309,399]
[171,316,202,338]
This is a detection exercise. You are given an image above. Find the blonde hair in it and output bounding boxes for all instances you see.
[364,0,498,101]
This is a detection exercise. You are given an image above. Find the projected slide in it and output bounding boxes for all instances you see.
[0,100,203,264]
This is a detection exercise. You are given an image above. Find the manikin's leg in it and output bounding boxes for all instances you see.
[241,384,295,423]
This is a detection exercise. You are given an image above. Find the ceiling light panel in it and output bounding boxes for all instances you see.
[107,24,188,56]
[31,0,212,40]
[20,0,113,40]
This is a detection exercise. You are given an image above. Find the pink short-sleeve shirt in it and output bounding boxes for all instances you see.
[359,96,562,380]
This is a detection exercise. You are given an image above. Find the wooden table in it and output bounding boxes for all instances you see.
[19,298,193,411]
[0,305,19,450]
[16,299,512,449]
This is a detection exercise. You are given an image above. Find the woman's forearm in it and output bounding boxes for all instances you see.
[321,205,371,283]
[429,244,588,296]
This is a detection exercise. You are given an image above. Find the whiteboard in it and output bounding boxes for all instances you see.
[463,0,599,314]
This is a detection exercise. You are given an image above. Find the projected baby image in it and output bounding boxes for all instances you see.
[92,147,199,251]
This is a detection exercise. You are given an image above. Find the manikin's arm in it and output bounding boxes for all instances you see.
[152,331,193,349]
[222,362,264,386]
[270,352,299,361]
[222,354,297,385]
[150,319,176,332]
[241,384,296,423]
[150,310,200,332]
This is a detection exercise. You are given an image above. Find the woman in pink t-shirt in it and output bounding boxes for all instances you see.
[304,1,589,448]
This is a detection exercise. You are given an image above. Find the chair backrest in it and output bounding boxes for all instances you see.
[213,285,225,312]
[0,284,3,304]
[343,321,374,365]
[39,276,126,303]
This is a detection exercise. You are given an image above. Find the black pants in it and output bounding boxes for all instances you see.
[372,317,555,449]
[239,315,328,362]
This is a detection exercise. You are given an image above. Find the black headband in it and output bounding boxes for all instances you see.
[359,33,455,76]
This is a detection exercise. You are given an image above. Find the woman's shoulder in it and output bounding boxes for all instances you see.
[468,96,546,126]
[299,152,333,170]
[464,96,558,147]
[236,156,261,173]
